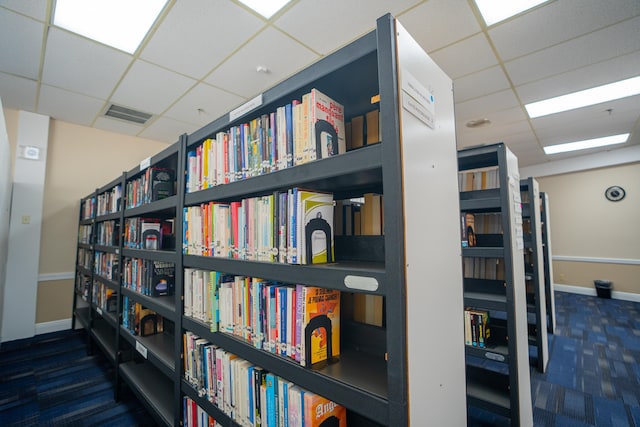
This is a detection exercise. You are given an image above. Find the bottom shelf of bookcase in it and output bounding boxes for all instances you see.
[73,307,91,330]
[91,318,117,364]
[120,360,174,427]
[466,365,511,418]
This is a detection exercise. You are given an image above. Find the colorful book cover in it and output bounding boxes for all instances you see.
[309,88,346,159]
[303,392,347,427]
[300,286,340,367]
[296,189,334,265]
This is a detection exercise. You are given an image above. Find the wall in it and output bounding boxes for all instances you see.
[0,100,12,336]
[3,108,170,331]
[536,162,640,295]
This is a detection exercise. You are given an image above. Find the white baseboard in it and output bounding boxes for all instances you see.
[35,318,72,335]
[554,283,640,302]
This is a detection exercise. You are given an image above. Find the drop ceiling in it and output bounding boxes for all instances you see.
[1,0,639,168]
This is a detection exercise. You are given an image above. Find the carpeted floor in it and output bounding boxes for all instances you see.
[2,291,639,426]
[470,291,640,426]
[0,329,154,426]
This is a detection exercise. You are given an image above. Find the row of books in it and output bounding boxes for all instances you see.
[96,184,122,217]
[183,397,221,427]
[334,193,383,236]
[464,308,490,348]
[94,251,119,281]
[184,268,340,367]
[78,224,92,244]
[183,188,334,265]
[96,220,119,246]
[81,197,95,220]
[346,108,381,151]
[473,212,502,234]
[122,258,175,297]
[458,166,499,192]
[76,273,90,300]
[78,247,92,270]
[122,296,165,337]
[184,332,347,427]
[125,167,175,209]
[92,281,118,314]
[462,257,505,280]
[123,217,173,250]
[185,88,346,193]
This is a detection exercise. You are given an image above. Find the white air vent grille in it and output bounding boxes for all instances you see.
[104,104,152,124]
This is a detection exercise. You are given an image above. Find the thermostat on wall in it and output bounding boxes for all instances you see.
[19,145,41,160]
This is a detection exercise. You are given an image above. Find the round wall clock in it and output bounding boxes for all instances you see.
[605,186,626,202]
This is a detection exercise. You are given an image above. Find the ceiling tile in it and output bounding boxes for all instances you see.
[139,116,198,144]
[110,60,196,115]
[455,89,520,121]
[504,16,640,86]
[0,72,37,111]
[453,65,510,103]
[516,50,640,104]
[457,120,532,148]
[430,33,498,80]
[42,28,132,100]
[489,0,640,61]
[205,27,318,98]
[0,9,43,79]
[140,0,264,79]
[397,0,481,53]
[93,116,148,137]
[164,82,244,126]
[0,0,47,21]
[38,85,105,126]
[275,0,420,54]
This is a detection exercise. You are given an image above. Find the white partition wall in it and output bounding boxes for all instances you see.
[0,99,11,339]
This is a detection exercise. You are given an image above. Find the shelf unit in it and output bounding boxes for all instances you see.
[540,192,557,333]
[458,143,533,427]
[116,140,184,427]
[520,178,548,373]
[72,191,95,333]
[72,14,467,426]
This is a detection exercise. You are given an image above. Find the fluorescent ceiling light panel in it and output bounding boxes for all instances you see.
[543,133,629,155]
[237,0,291,18]
[53,0,167,54]
[526,76,640,119]
[475,0,548,26]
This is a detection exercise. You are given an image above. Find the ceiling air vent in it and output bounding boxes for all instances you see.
[104,104,152,125]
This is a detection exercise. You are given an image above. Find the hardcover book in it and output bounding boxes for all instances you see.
[303,392,347,427]
[300,286,340,367]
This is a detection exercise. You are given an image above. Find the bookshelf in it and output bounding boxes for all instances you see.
[116,141,183,427]
[72,191,95,333]
[520,178,548,373]
[540,192,557,333]
[72,14,466,426]
[458,143,533,427]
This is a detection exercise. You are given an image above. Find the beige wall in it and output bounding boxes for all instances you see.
[4,108,171,323]
[537,162,640,294]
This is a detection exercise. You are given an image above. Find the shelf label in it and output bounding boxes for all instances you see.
[401,70,435,129]
[96,307,103,316]
[485,352,505,362]
[140,156,151,171]
[135,341,148,359]
[344,275,379,291]
[229,94,263,122]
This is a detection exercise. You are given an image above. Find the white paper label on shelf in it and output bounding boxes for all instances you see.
[136,341,148,359]
[485,352,505,362]
[140,157,151,171]
[96,307,103,315]
[344,275,379,291]
[230,94,263,122]
[401,70,435,129]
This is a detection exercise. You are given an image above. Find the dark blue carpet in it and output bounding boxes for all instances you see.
[0,329,155,426]
[470,291,640,426]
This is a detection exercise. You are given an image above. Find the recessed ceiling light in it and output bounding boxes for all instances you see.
[543,133,629,155]
[475,0,548,26]
[237,0,291,18]
[53,0,168,54]
[526,76,640,119]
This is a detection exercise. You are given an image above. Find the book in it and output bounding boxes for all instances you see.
[308,88,346,160]
[295,189,334,265]
[461,212,476,248]
[300,286,340,367]
[303,392,347,427]
[365,109,380,145]
[350,115,364,150]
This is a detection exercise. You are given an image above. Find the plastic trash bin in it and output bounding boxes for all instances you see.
[594,280,612,299]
